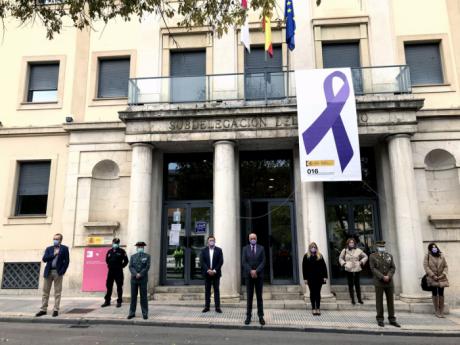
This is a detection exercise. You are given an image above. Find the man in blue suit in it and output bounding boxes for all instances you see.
[242,233,266,325]
[36,233,70,317]
[199,235,224,313]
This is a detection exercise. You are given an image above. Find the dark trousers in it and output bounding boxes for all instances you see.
[375,286,396,322]
[308,282,323,309]
[204,276,221,308]
[104,270,124,303]
[346,271,362,301]
[129,278,148,317]
[432,287,444,296]
[246,276,264,317]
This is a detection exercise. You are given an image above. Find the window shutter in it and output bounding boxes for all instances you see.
[17,162,51,196]
[404,43,443,85]
[322,43,361,68]
[170,51,206,77]
[29,64,59,91]
[97,58,130,98]
[244,46,282,73]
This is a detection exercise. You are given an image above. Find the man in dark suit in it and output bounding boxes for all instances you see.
[101,238,129,308]
[127,241,151,320]
[200,235,224,313]
[369,241,401,328]
[36,233,70,317]
[242,233,266,325]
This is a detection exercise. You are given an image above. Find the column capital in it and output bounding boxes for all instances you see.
[130,142,155,149]
[385,133,412,142]
[213,140,236,148]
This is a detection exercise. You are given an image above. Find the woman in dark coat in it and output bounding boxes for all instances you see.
[302,242,328,315]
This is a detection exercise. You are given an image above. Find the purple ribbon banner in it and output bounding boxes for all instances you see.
[302,71,354,172]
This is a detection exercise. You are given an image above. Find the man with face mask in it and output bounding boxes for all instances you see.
[36,233,70,317]
[369,241,400,328]
[242,233,266,325]
[127,241,150,320]
[101,238,129,308]
[199,235,224,313]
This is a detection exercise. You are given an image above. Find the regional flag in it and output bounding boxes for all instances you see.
[285,0,296,50]
[263,15,273,58]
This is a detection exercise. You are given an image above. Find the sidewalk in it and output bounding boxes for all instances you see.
[1,296,460,336]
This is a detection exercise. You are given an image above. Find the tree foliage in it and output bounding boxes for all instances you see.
[0,0,321,39]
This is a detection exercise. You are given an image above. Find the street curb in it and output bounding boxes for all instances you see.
[0,316,459,337]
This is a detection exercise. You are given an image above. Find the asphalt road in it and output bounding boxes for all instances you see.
[0,322,459,345]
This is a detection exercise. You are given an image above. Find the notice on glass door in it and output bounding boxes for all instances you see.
[169,223,181,246]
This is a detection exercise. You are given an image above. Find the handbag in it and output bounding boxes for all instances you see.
[421,255,432,291]
[421,274,431,291]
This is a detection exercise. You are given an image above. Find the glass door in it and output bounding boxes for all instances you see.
[268,202,296,284]
[163,202,212,285]
[326,198,380,284]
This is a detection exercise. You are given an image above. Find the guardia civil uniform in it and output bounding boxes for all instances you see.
[127,242,151,320]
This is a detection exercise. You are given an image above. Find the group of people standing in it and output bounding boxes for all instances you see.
[34,233,449,326]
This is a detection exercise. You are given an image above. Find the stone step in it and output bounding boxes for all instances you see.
[154,286,204,294]
[154,293,204,301]
[332,292,381,300]
[330,285,375,293]
[241,292,303,301]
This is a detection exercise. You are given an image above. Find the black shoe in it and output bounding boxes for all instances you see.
[259,317,265,326]
[35,311,46,317]
[101,301,110,308]
[351,299,356,305]
[202,307,210,313]
[377,321,385,327]
[358,300,364,304]
[244,317,251,325]
[143,315,148,320]
[52,311,58,317]
[215,308,222,313]
[389,321,401,328]
[127,314,135,320]
[116,302,122,308]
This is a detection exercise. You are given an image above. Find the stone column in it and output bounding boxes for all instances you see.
[303,182,333,298]
[213,141,239,301]
[127,143,153,256]
[387,134,427,301]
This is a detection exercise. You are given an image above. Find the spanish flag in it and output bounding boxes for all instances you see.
[263,15,273,58]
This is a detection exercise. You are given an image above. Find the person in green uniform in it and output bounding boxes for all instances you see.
[369,241,401,328]
[127,241,150,320]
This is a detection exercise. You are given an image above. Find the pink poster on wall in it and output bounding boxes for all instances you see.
[82,247,109,292]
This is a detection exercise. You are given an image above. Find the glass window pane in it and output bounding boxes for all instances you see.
[166,207,186,281]
[270,205,294,281]
[190,207,212,280]
[405,43,443,85]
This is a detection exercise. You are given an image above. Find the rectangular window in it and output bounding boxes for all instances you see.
[15,161,51,216]
[404,42,444,85]
[322,42,361,68]
[97,58,130,98]
[27,63,59,102]
[170,50,206,102]
[322,42,362,94]
[244,46,284,100]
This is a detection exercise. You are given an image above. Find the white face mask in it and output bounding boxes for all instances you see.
[377,247,385,253]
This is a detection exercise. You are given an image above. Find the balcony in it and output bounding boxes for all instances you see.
[128,65,411,106]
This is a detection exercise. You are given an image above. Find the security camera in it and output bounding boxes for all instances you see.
[65,116,73,123]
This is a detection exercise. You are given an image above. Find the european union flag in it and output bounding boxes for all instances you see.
[285,0,296,51]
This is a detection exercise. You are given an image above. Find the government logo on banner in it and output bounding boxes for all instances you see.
[296,68,362,182]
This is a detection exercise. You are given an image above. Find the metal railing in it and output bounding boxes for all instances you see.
[128,65,411,105]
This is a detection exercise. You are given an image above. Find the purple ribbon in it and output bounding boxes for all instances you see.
[302,71,354,172]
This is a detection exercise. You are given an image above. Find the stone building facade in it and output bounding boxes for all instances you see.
[0,0,459,308]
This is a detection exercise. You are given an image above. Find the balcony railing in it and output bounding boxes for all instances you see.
[128,65,411,105]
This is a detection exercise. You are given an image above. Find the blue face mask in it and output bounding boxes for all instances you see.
[431,247,438,254]
[310,248,317,254]
[112,243,119,249]
[137,247,144,254]
[53,240,60,246]
[250,239,257,246]
[208,241,215,248]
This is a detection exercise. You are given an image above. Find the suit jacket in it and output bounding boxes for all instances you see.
[129,252,151,281]
[242,244,266,278]
[42,245,70,278]
[200,246,224,278]
[369,252,396,287]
